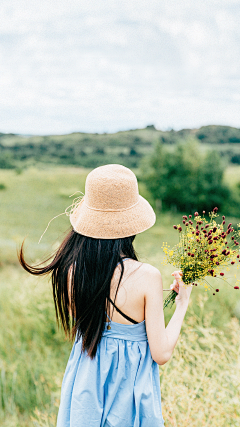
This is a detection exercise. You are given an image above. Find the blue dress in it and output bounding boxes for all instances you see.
[57,317,164,427]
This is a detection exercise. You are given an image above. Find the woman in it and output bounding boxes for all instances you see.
[19,164,192,427]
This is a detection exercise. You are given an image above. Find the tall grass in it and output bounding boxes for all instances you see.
[0,166,240,426]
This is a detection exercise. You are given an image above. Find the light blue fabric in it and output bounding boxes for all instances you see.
[57,319,164,427]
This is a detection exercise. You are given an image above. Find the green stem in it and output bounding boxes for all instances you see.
[163,290,178,310]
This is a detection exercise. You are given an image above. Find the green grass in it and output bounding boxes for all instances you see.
[0,165,240,426]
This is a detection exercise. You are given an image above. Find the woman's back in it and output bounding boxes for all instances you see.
[106,258,148,325]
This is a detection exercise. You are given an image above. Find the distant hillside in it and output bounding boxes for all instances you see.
[1,125,240,169]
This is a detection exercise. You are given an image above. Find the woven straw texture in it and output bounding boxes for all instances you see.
[70,164,156,239]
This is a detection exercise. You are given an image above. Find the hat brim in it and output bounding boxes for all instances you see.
[70,195,156,239]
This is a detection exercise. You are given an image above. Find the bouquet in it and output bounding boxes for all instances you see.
[162,207,240,309]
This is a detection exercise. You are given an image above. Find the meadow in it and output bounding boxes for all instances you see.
[0,165,240,426]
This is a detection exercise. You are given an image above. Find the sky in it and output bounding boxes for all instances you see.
[0,0,240,135]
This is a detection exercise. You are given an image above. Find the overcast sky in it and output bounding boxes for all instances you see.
[0,0,240,135]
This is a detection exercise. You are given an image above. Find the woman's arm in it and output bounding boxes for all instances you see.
[144,267,192,365]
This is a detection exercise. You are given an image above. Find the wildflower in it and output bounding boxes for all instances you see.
[231,261,235,265]
[178,226,182,232]
[185,222,189,226]
[222,215,225,220]
[213,207,218,212]
[194,212,199,216]
[183,220,186,224]
[220,273,224,276]
[189,215,192,218]
[173,225,178,229]
[203,211,205,214]
[223,221,226,225]
[216,289,219,292]
[234,286,239,289]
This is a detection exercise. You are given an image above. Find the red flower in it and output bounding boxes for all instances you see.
[189,215,192,218]
[231,262,235,265]
[223,221,226,225]
[216,289,219,292]
[220,272,224,276]
[173,225,178,229]
[222,215,225,220]
[234,286,239,290]
[194,212,199,216]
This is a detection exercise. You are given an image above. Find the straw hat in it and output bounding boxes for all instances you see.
[70,164,156,239]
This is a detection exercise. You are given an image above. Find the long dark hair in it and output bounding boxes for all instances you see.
[19,229,138,359]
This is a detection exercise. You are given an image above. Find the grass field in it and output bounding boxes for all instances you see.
[0,165,240,426]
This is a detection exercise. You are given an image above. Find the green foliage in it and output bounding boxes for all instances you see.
[196,125,240,144]
[1,125,240,171]
[140,140,232,213]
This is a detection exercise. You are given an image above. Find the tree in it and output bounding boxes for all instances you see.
[140,139,231,213]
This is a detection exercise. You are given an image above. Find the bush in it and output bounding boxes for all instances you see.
[140,140,231,213]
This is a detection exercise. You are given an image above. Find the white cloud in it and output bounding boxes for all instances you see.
[0,0,239,134]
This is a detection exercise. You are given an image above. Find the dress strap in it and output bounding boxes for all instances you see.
[107,297,139,324]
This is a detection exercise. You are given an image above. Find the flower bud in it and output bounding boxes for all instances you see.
[220,272,224,276]
[173,225,178,229]
[189,215,192,218]
[223,221,225,225]
[216,289,219,292]
[194,212,199,216]
[234,286,239,289]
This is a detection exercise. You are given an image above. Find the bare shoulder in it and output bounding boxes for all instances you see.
[136,261,162,280]
[127,261,162,292]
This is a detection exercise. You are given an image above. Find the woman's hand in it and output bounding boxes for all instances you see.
[170,271,192,307]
